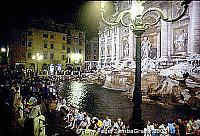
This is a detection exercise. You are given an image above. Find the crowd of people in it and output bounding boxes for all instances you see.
[56,100,127,135]
[0,69,66,135]
[144,118,200,136]
[55,94,200,136]
[0,69,200,136]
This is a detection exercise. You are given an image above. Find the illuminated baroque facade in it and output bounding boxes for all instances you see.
[99,1,200,69]
[9,18,85,72]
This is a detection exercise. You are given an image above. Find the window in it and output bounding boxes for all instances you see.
[63,37,66,40]
[88,50,91,54]
[74,47,77,53]
[94,43,97,47]
[67,38,72,44]
[22,52,26,57]
[28,41,32,47]
[43,52,48,59]
[94,50,96,53]
[79,40,82,46]
[50,34,54,39]
[67,57,71,63]
[79,33,83,38]
[22,40,26,46]
[43,33,48,38]
[63,46,65,50]
[27,31,32,36]
[29,63,35,69]
[50,53,54,59]
[79,49,82,54]
[27,52,31,58]
[67,48,70,53]
[42,64,48,70]
[21,33,25,37]
[62,55,65,60]
[94,55,97,59]
[67,30,71,36]
[50,43,54,49]
[74,38,78,44]
[44,43,47,48]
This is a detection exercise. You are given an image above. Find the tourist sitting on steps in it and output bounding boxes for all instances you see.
[102,116,112,134]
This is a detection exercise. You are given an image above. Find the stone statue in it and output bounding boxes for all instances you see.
[114,1,120,12]
[141,36,152,59]
[174,29,187,52]
[123,38,129,57]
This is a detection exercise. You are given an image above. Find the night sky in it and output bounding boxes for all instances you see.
[0,0,114,40]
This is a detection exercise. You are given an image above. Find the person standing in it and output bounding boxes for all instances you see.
[178,119,186,136]
[167,121,176,136]
[24,98,41,136]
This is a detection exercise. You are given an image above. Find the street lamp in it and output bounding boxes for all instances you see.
[32,53,43,76]
[73,53,82,64]
[72,53,82,74]
[1,47,6,53]
[0,47,6,64]
[101,0,191,131]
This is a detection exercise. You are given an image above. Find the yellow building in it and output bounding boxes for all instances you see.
[25,27,85,73]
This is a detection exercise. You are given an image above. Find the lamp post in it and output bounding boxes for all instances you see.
[73,53,81,64]
[0,47,6,63]
[73,53,82,75]
[1,47,6,53]
[0,46,8,69]
[100,0,191,131]
[32,53,43,76]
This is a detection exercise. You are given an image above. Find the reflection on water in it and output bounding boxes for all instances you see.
[67,81,85,107]
[59,80,199,124]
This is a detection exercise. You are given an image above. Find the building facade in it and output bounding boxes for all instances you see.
[85,37,99,70]
[9,18,85,73]
[99,1,200,70]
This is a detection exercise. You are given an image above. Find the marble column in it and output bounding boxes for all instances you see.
[98,33,101,67]
[116,26,121,65]
[188,1,200,55]
[160,3,169,58]
[116,26,120,61]
[156,28,161,58]
[129,28,134,61]
[119,27,123,60]
[111,28,115,64]
[167,2,173,58]
[104,34,107,66]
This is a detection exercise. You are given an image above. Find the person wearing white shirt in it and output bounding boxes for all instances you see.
[28,105,41,119]
[113,118,124,130]
[103,116,112,134]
